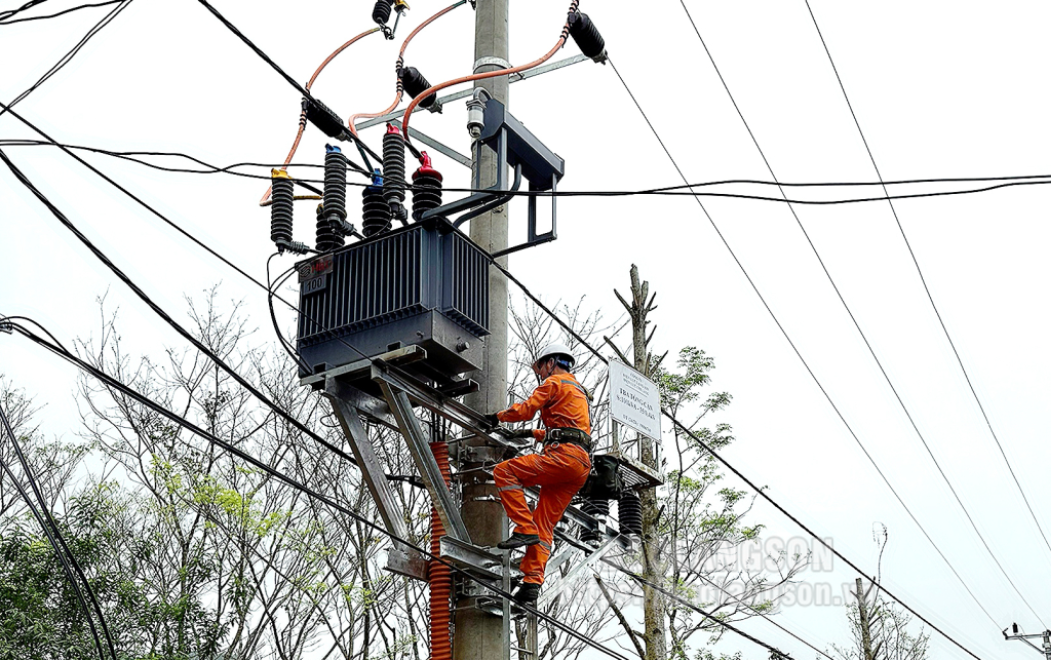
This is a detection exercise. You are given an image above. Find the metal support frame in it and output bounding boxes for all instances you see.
[418,98,563,256]
[325,381,408,543]
[1004,627,1051,659]
[537,535,619,607]
[440,536,511,581]
[387,118,471,167]
[379,381,472,543]
[369,361,528,451]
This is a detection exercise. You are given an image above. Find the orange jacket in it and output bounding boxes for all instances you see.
[497,372,591,442]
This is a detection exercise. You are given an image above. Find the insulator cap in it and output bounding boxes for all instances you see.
[411,152,442,222]
[568,11,606,62]
[372,0,393,25]
[412,151,442,181]
[400,67,442,112]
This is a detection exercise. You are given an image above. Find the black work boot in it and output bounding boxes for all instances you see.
[514,582,541,604]
[497,532,541,550]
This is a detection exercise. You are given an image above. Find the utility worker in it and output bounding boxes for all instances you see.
[484,343,592,604]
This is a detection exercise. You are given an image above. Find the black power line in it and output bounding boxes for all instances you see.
[0,391,117,660]
[0,0,49,21]
[673,0,1046,630]
[606,54,988,660]
[0,0,122,24]
[0,0,133,121]
[8,138,1051,206]
[803,0,1051,570]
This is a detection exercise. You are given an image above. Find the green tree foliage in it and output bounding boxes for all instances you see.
[1,293,432,659]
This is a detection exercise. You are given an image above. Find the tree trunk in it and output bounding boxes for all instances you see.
[856,577,874,660]
[619,264,666,660]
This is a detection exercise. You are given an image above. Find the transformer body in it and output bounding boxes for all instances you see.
[295,218,489,381]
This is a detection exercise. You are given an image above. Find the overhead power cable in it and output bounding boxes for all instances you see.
[0,99,979,660]
[602,55,988,660]
[8,137,1051,206]
[673,0,1045,630]
[0,0,121,24]
[0,0,132,121]
[803,0,1051,566]
[0,390,117,660]
[3,321,645,660]
[0,0,49,21]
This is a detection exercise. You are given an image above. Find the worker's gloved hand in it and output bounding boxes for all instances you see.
[508,429,536,440]
[481,413,501,429]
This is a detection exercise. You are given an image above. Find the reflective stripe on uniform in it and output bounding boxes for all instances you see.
[498,484,523,492]
[559,378,590,399]
[539,540,553,552]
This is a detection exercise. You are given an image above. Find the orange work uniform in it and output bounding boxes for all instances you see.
[492,373,592,585]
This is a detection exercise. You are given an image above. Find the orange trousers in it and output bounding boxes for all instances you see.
[493,443,591,584]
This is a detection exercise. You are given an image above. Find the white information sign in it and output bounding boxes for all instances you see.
[609,360,662,441]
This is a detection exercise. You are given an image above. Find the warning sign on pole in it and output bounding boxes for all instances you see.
[609,360,662,441]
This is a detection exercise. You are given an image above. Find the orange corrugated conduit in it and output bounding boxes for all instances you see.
[348,0,467,138]
[259,26,382,206]
[429,438,453,660]
[401,0,580,143]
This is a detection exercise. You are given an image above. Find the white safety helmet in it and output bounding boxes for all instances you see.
[532,342,575,371]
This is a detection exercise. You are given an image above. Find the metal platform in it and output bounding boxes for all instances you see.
[314,346,635,627]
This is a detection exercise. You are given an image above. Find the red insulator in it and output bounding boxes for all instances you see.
[429,440,453,660]
[411,151,443,222]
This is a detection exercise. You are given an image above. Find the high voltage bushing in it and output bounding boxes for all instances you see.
[318,144,348,251]
[382,124,408,225]
[618,490,642,536]
[400,67,443,113]
[372,0,393,25]
[411,152,442,222]
[568,11,607,63]
[270,170,294,245]
[362,169,392,237]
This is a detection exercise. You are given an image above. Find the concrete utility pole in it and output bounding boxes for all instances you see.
[457,0,510,658]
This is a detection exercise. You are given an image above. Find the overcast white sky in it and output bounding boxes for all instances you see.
[3,1,1051,659]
